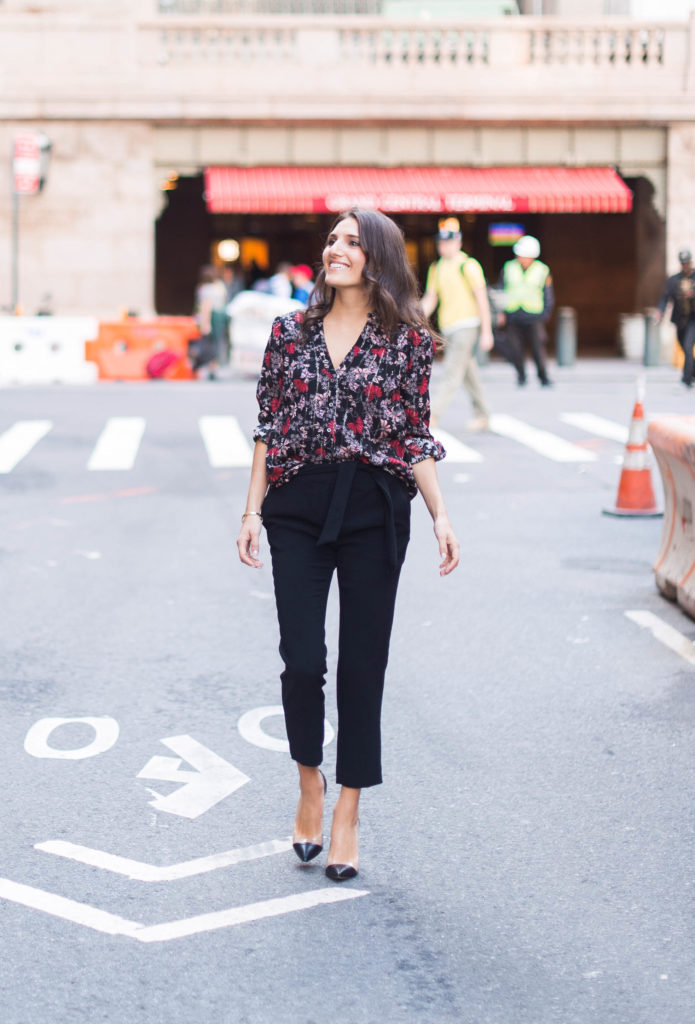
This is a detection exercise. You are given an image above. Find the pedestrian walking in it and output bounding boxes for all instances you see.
[497,235,555,387]
[290,263,314,305]
[421,222,493,431]
[237,208,459,882]
[268,262,293,299]
[656,248,695,388]
[192,265,227,378]
[221,263,244,303]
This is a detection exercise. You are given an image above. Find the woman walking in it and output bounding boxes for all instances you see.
[237,208,459,881]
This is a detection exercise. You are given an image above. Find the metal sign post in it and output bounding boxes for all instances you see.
[10,130,51,314]
[11,187,19,314]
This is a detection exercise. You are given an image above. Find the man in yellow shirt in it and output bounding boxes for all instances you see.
[422,224,493,431]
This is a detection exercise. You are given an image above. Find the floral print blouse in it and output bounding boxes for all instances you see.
[253,311,445,498]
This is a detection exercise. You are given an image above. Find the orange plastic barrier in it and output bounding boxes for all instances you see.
[86,317,199,380]
[649,415,695,618]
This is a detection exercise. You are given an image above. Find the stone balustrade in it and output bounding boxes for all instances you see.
[0,9,693,121]
[149,18,677,71]
[527,24,667,67]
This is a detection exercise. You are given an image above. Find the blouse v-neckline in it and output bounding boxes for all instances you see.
[320,312,374,371]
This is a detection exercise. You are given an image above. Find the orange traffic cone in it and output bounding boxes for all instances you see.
[603,387,662,518]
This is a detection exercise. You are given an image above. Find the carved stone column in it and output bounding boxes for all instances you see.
[666,123,695,274]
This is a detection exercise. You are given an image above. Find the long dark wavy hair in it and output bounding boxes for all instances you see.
[301,207,435,344]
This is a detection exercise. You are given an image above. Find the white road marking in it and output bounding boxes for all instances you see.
[36,836,293,882]
[625,610,695,667]
[489,414,597,462]
[560,412,628,444]
[199,415,253,467]
[136,889,368,944]
[137,735,250,819]
[0,420,52,473]
[0,877,367,942]
[24,716,120,760]
[0,876,143,939]
[237,705,335,753]
[433,428,484,464]
[87,417,145,471]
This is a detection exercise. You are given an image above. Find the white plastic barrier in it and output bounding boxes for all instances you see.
[227,292,303,378]
[0,317,99,385]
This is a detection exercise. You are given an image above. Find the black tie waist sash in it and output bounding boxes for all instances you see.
[281,461,408,570]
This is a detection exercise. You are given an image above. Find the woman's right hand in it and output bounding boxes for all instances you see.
[237,518,263,568]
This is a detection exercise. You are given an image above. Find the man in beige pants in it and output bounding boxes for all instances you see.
[422,224,493,430]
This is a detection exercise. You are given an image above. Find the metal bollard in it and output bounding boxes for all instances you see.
[643,308,661,367]
[555,307,576,367]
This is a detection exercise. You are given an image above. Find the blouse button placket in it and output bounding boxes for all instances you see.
[331,365,341,452]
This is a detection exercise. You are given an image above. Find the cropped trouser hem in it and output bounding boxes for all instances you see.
[262,463,410,789]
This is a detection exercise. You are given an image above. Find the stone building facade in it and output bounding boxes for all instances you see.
[1,0,695,348]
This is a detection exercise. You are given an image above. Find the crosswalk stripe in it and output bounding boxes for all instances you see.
[0,420,52,473]
[560,412,628,444]
[433,428,484,464]
[2,412,630,475]
[87,417,146,471]
[489,414,598,463]
[199,415,253,468]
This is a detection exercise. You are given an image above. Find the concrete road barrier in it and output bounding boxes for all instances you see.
[0,316,99,385]
[227,292,303,379]
[649,415,695,618]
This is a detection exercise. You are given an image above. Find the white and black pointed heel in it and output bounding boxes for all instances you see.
[292,769,327,863]
[325,817,359,881]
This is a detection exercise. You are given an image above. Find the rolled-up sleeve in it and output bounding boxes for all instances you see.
[401,328,446,465]
[253,317,285,443]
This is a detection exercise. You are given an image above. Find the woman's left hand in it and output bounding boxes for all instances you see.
[434,515,460,576]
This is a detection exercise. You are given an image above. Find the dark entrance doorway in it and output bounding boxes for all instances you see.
[155,174,661,353]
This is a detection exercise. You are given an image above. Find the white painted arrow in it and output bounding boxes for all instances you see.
[36,836,292,882]
[137,735,250,819]
[0,877,368,943]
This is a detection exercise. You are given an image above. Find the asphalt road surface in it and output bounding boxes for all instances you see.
[1,359,694,1024]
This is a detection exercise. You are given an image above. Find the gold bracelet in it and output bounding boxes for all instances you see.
[241,511,263,523]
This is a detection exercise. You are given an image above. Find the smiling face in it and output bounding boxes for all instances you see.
[323,216,367,292]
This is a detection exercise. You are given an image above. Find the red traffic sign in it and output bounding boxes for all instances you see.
[12,131,41,194]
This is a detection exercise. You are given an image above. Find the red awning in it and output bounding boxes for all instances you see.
[204,166,632,215]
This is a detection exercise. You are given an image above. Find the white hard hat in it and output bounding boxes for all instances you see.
[513,235,541,259]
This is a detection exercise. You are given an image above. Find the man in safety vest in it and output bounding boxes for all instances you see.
[422,222,493,431]
[498,235,554,387]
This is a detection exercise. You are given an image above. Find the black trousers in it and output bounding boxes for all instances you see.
[505,312,550,385]
[677,319,695,386]
[261,463,411,789]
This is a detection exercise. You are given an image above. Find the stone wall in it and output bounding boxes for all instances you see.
[1,119,669,321]
[1,122,155,318]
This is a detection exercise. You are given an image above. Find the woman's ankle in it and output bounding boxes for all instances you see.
[331,786,360,825]
[297,764,324,792]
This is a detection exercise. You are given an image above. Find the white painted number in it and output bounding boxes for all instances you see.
[24,717,120,760]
